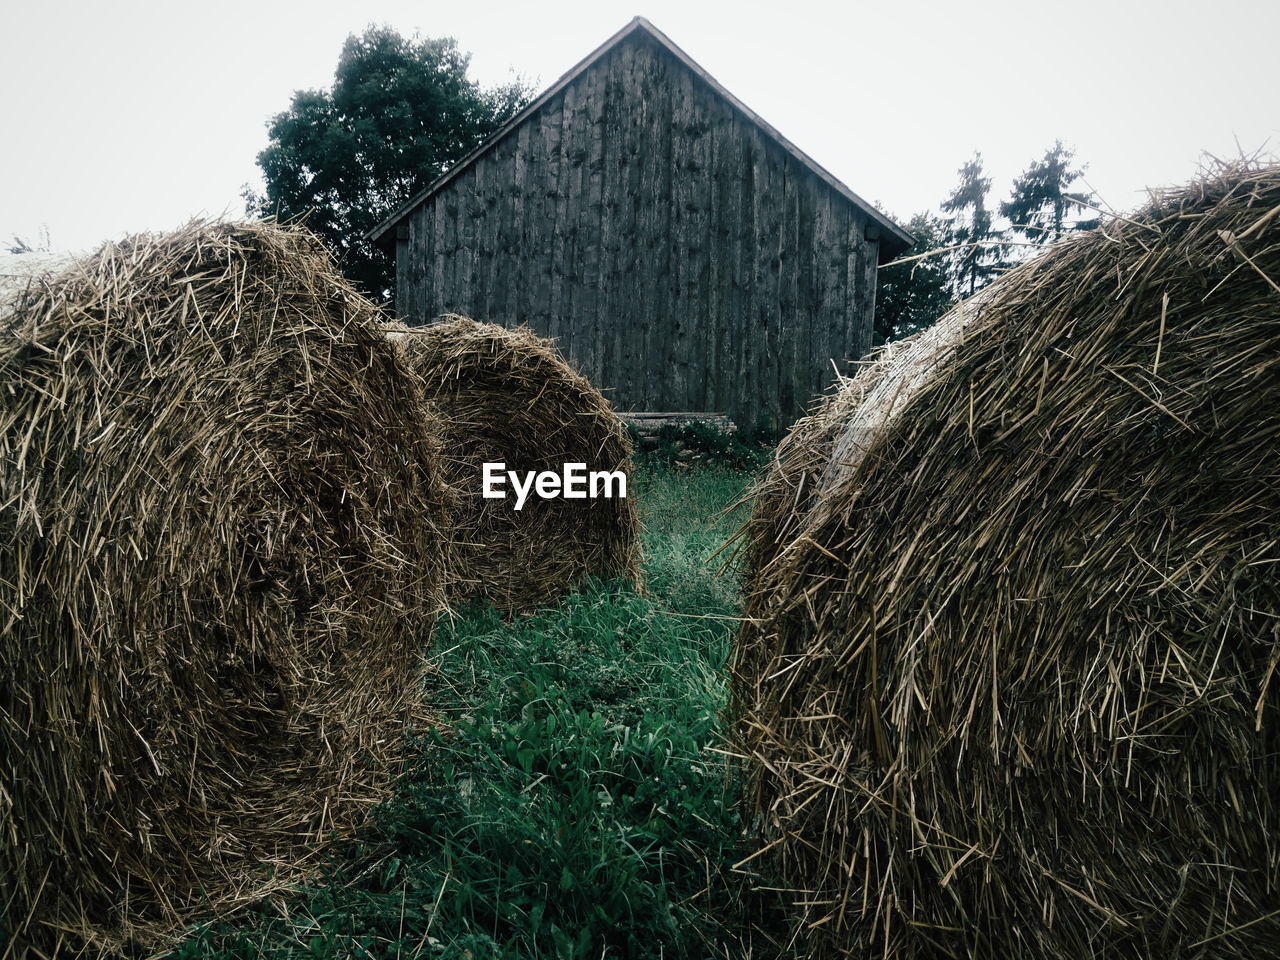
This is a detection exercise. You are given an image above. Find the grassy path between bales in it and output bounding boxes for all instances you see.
[170,463,782,960]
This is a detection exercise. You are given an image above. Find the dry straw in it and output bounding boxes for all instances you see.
[734,164,1280,958]
[0,221,450,956]
[386,316,640,613]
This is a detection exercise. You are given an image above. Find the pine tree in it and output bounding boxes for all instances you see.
[939,153,1004,298]
[1000,141,1097,246]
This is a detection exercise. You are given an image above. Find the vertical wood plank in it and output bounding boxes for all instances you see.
[459,160,479,316]
[860,223,880,361]
[639,38,669,410]
[549,83,575,346]
[808,188,836,408]
[431,197,446,318]
[745,125,768,429]
[703,97,728,412]
[611,38,640,409]
[529,96,556,333]
[686,78,712,410]
[562,65,592,369]
[581,48,607,386]
[767,138,786,431]
[407,208,422,322]
[670,55,695,409]
[509,120,531,325]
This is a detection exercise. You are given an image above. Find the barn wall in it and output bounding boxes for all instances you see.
[396,32,881,430]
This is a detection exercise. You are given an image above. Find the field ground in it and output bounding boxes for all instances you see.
[169,462,788,960]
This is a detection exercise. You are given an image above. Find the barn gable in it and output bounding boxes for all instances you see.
[371,18,911,258]
[371,17,912,430]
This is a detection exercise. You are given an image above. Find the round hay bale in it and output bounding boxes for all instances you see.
[385,316,640,613]
[733,165,1280,958]
[0,250,84,317]
[0,222,449,955]
[738,331,928,580]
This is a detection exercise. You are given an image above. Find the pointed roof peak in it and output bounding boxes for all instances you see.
[368,18,911,257]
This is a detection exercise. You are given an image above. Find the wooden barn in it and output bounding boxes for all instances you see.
[369,17,912,431]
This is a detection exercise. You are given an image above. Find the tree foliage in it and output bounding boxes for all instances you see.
[248,27,532,298]
[940,152,1004,298]
[876,143,1098,341]
[1000,140,1097,246]
[874,212,953,344]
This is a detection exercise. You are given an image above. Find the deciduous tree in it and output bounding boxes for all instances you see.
[248,27,531,298]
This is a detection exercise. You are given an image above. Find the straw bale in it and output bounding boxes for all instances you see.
[0,221,449,955]
[739,331,926,580]
[734,164,1280,958]
[386,316,639,613]
[0,251,83,321]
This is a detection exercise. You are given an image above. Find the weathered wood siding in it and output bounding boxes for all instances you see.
[394,30,882,430]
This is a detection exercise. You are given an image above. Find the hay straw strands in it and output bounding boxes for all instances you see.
[0,252,84,323]
[733,163,1280,959]
[0,221,450,956]
[386,316,640,614]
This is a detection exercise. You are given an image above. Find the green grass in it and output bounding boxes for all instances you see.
[168,462,772,960]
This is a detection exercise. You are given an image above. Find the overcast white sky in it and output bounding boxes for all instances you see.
[2,0,1277,252]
